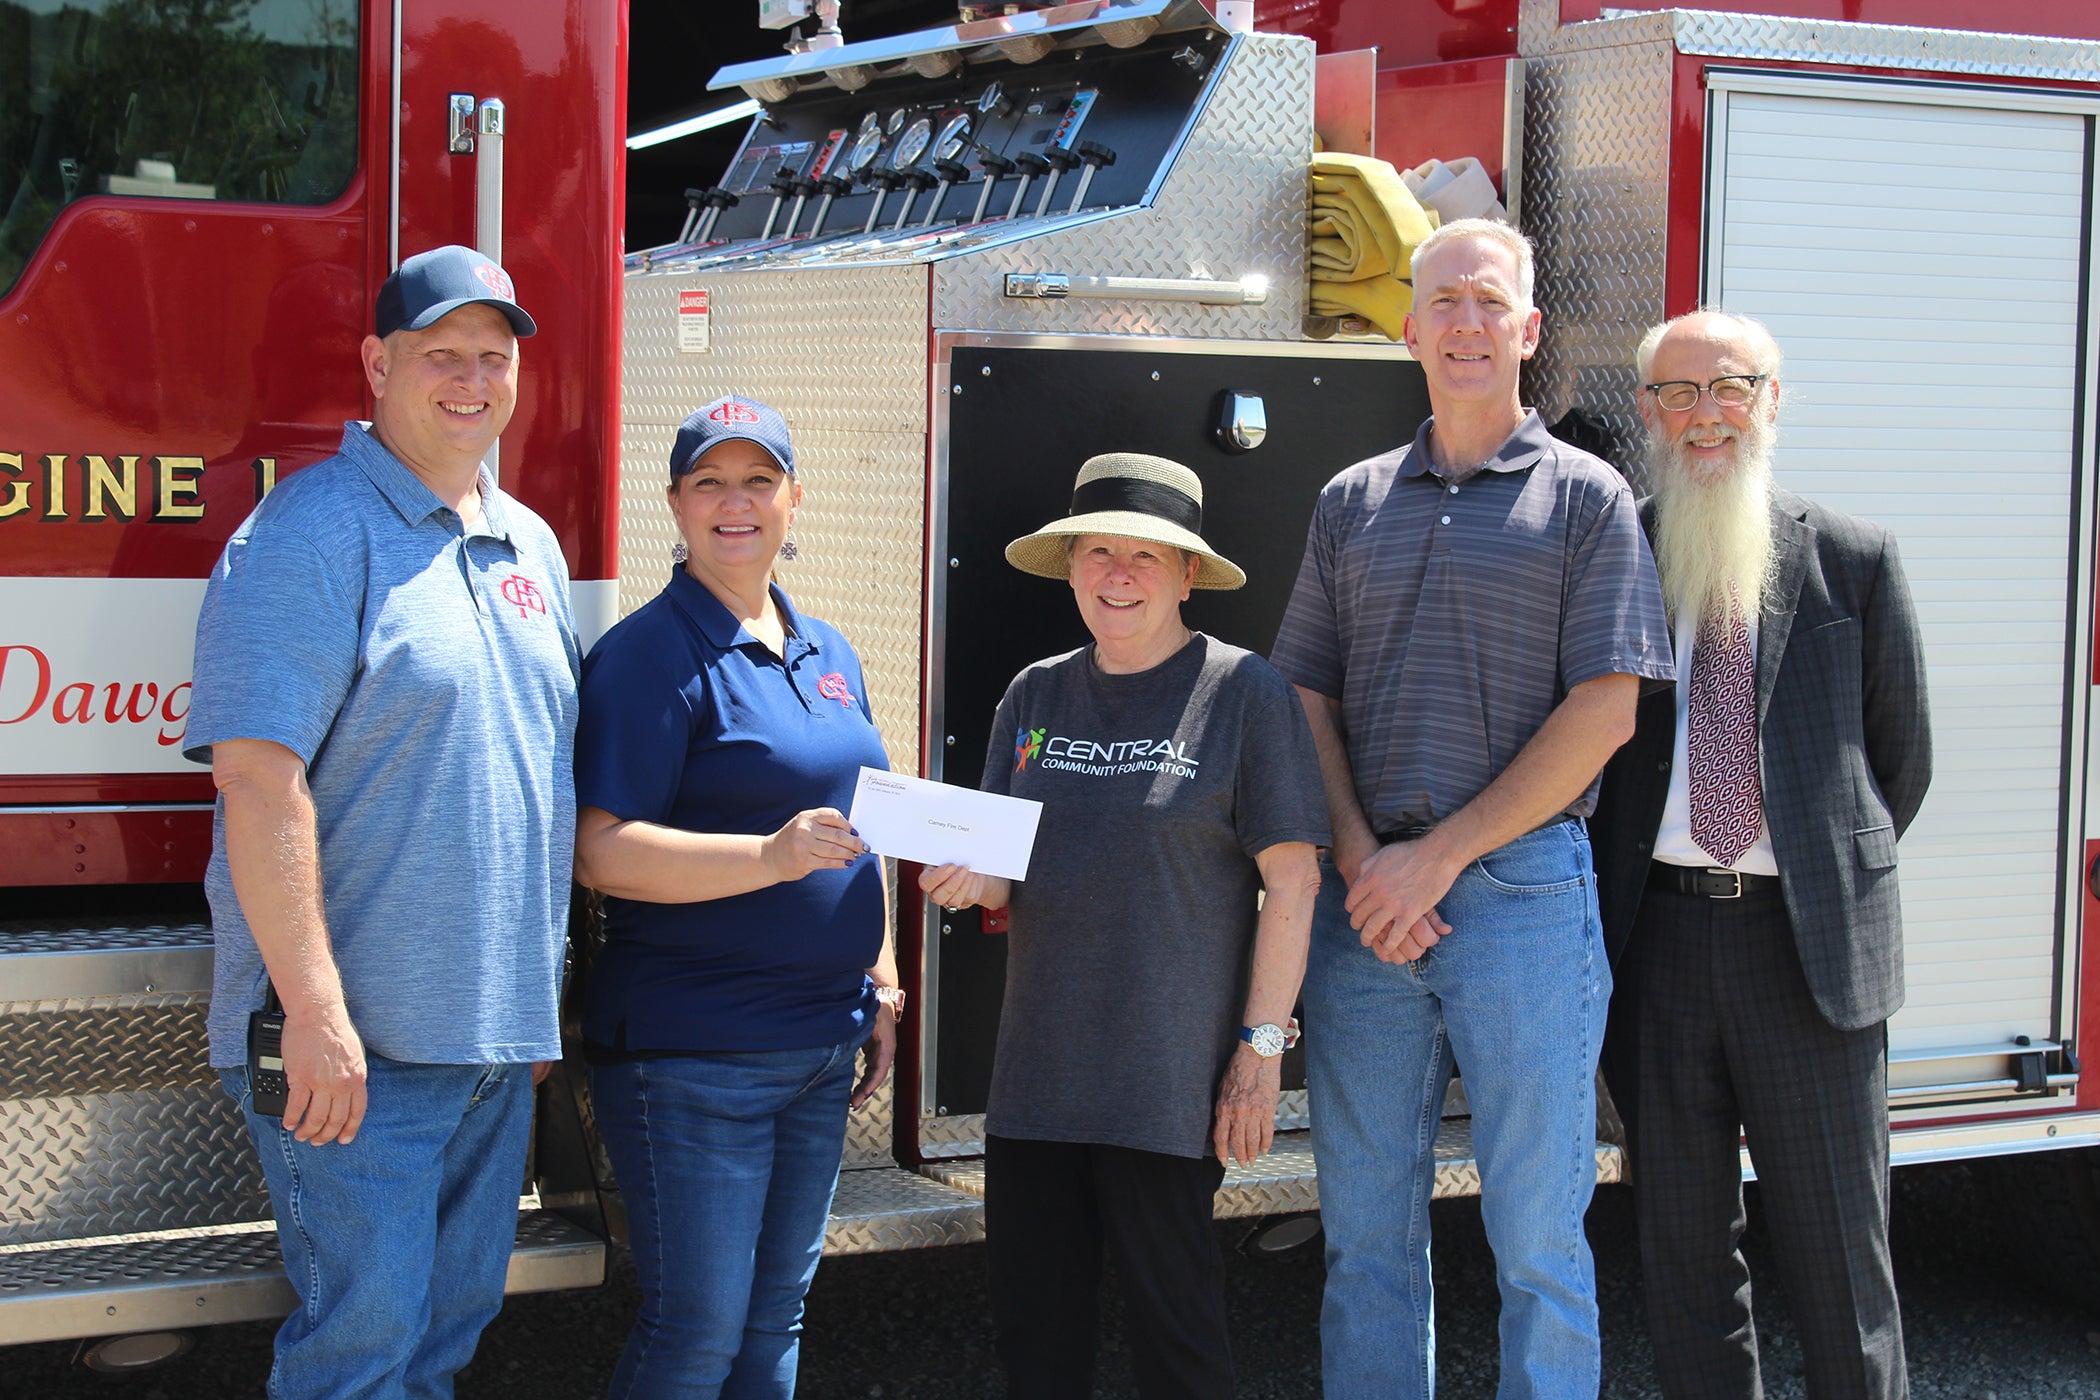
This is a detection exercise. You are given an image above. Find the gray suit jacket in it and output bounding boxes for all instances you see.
[1591,486,1933,1031]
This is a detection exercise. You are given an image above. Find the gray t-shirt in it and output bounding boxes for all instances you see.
[1271,410,1673,832]
[979,634,1330,1158]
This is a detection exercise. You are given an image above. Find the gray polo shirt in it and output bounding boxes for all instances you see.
[186,422,580,1067]
[1271,410,1672,833]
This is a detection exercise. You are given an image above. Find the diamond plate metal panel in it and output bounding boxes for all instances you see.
[917,1090,1309,1161]
[1671,9,2100,79]
[923,1121,1619,1215]
[0,921,211,952]
[0,996,214,1098]
[0,1212,602,1343]
[843,1071,895,1170]
[929,33,1313,340]
[823,1165,986,1253]
[0,1090,268,1245]
[621,265,931,786]
[1520,22,1675,477]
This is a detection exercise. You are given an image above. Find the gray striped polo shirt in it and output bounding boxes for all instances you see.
[1272,410,1672,832]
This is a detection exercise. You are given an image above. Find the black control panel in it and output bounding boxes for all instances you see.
[678,28,1231,249]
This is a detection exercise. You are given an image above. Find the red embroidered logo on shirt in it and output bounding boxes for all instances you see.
[500,574,547,619]
[817,672,854,708]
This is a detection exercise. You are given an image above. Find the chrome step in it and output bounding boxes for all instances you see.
[0,919,212,1003]
[917,1123,1625,1225]
[0,1209,604,1345]
[823,1165,988,1254]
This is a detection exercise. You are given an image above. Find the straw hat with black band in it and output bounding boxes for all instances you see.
[1004,453,1246,590]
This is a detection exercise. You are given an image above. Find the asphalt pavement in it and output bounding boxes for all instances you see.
[13,1160,2100,1397]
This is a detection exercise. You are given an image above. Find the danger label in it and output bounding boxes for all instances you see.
[678,289,710,354]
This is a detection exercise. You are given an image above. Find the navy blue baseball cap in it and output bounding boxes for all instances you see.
[670,395,796,479]
[375,245,537,339]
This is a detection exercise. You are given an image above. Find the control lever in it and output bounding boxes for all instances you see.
[807,173,854,236]
[759,166,801,240]
[1067,141,1117,213]
[862,166,906,233]
[1035,146,1081,217]
[693,187,739,244]
[893,168,937,230]
[972,147,1016,224]
[1007,151,1051,221]
[924,158,972,227]
[778,166,820,238]
[678,187,708,244]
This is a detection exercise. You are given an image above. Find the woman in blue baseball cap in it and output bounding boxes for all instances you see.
[572,394,898,1400]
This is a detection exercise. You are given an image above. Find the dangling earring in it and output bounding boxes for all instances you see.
[778,535,799,562]
[671,541,688,565]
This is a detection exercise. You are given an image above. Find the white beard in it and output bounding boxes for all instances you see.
[1647,413,1778,629]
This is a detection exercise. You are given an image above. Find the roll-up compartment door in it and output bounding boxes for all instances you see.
[1705,80,2093,1101]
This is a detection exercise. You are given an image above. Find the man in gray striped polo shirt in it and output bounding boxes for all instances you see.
[1274,218,1673,1399]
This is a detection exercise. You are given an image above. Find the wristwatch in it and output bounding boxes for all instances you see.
[873,985,907,1016]
[1240,1022,1289,1058]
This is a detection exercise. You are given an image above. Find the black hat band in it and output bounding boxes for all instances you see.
[1068,477,1203,533]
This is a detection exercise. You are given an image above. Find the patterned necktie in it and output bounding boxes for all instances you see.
[1687,591,1761,868]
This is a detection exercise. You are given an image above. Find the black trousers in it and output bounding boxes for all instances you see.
[985,1134,1233,1400]
[1603,881,1906,1400]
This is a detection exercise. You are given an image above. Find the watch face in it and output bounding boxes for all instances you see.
[1248,1023,1287,1057]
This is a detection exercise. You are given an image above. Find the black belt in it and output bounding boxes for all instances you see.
[1647,863,1779,900]
[1377,814,1581,845]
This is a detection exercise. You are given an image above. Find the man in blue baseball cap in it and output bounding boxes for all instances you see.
[185,244,580,1396]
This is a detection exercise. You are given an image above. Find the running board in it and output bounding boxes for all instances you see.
[898,1125,1625,1248]
[0,1210,604,1346]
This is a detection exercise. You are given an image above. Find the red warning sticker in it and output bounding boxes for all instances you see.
[678,289,710,354]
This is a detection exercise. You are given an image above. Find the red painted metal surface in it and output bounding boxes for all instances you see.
[0,0,622,835]
[1374,57,1516,198]
[0,807,214,885]
[1254,0,1522,70]
[391,0,624,584]
[1596,0,2100,42]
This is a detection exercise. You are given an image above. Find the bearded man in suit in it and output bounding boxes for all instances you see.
[1592,309,1932,1400]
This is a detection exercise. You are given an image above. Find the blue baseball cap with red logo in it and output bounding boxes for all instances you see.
[375,244,537,339]
[670,395,796,480]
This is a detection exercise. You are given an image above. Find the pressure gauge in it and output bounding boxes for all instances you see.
[893,115,933,169]
[844,117,886,172]
[933,112,974,164]
[885,108,909,135]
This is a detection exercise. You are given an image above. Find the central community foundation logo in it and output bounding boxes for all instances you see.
[1013,726,1045,772]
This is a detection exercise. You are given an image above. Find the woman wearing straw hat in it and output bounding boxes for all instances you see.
[921,452,1329,1399]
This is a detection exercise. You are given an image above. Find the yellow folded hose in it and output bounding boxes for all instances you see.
[1307,151,1438,340]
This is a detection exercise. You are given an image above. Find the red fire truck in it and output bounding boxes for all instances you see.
[9,0,2100,1361]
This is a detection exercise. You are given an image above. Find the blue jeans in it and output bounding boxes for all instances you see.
[591,1038,861,1400]
[1306,819,1610,1400]
[220,1056,533,1400]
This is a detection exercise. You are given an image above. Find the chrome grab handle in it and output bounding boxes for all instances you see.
[1002,272,1269,306]
[475,97,506,486]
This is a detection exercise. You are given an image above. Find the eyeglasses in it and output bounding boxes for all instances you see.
[1641,374,1768,411]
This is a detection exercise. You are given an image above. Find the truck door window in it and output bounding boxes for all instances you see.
[0,0,359,297]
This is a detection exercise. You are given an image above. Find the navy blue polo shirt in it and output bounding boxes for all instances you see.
[576,569,887,1054]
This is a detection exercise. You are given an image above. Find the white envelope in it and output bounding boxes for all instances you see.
[848,767,1043,881]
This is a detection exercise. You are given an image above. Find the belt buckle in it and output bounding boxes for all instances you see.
[1704,867,1743,899]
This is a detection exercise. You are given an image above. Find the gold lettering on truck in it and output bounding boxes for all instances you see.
[82,454,140,521]
[0,453,25,520]
[155,456,206,520]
